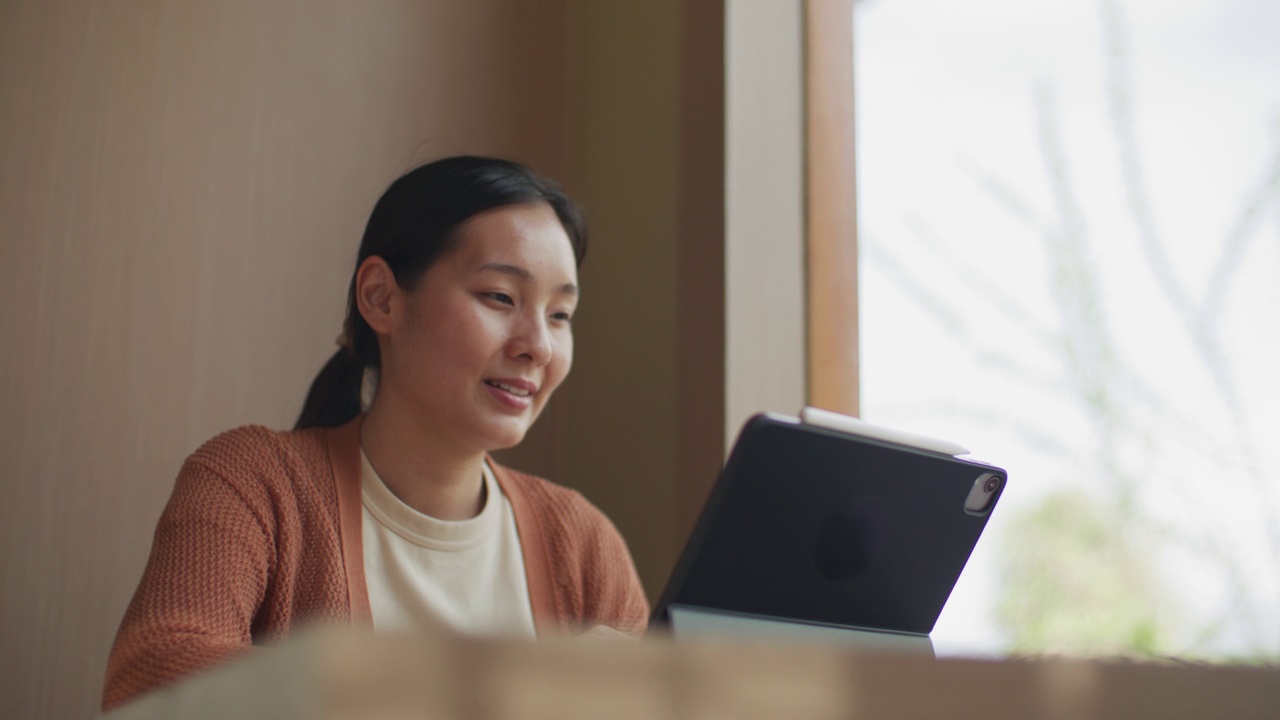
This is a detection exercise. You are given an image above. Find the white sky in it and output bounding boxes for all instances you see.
[855,0,1280,657]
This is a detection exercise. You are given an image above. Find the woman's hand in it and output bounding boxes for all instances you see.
[580,625,640,641]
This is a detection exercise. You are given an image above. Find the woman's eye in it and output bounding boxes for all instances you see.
[483,292,514,306]
[551,311,573,324]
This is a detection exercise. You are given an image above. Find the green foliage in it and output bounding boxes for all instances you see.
[996,489,1173,656]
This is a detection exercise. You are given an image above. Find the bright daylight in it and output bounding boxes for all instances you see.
[857,0,1280,659]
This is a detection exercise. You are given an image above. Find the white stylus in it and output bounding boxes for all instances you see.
[799,406,971,457]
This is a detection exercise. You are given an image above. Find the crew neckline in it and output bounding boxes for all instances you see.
[359,450,502,551]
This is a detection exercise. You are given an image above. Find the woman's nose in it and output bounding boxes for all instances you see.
[510,313,553,365]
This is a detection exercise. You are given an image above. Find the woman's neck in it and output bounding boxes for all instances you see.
[359,399,487,521]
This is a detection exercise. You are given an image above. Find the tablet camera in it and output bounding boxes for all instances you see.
[964,473,1002,514]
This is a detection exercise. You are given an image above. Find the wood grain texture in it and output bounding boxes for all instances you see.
[675,0,727,541]
[0,2,748,715]
[558,0,685,608]
[804,0,861,416]
[0,2,568,717]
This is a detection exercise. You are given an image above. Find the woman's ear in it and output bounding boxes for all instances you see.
[354,256,404,336]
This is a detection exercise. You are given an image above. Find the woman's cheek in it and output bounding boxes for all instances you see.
[552,337,573,388]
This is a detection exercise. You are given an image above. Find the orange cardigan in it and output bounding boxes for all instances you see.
[103,417,649,710]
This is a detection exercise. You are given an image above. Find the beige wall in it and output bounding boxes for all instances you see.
[0,3,573,717]
[555,0,687,606]
[548,0,807,564]
[0,1,808,717]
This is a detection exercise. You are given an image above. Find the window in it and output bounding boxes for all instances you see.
[856,0,1280,659]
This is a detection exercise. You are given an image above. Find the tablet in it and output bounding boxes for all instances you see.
[651,409,1006,643]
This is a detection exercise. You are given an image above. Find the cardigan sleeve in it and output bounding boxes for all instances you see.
[493,463,650,636]
[548,490,650,636]
[102,458,273,711]
[579,508,651,636]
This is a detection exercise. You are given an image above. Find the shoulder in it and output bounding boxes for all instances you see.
[164,424,344,538]
[177,424,339,511]
[186,425,330,478]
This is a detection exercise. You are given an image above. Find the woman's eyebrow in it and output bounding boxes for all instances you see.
[478,262,578,296]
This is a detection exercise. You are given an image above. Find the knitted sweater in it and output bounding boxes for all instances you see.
[103,417,649,711]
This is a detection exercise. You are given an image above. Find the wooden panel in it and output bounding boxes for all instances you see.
[805,0,861,416]
[0,2,568,717]
[724,0,808,444]
[675,0,727,543]
[558,0,684,605]
[107,626,1280,720]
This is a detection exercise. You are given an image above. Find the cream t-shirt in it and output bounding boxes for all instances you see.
[360,451,536,638]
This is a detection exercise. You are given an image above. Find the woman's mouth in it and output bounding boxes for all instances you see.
[485,380,533,397]
[484,378,538,411]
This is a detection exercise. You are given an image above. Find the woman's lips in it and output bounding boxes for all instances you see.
[484,378,537,411]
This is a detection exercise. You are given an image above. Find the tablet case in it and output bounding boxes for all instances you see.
[652,410,1006,643]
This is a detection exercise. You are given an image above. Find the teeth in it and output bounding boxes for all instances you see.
[490,381,531,397]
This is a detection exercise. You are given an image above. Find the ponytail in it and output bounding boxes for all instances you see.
[294,348,364,430]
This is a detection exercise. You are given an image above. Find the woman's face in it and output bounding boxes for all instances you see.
[375,203,579,454]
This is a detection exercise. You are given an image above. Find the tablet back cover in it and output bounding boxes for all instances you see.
[654,414,1005,636]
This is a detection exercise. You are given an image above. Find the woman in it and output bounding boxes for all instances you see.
[103,156,649,711]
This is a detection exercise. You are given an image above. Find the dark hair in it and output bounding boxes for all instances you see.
[294,156,588,430]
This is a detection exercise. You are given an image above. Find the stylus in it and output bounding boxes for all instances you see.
[798,407,971,457]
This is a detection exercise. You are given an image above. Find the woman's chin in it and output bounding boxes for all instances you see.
[487,436,525,452]
[481,420,532,452]
[480,403,551,452]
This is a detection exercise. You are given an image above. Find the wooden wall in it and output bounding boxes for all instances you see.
[0,3,572,716]
[0,1,809,717]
